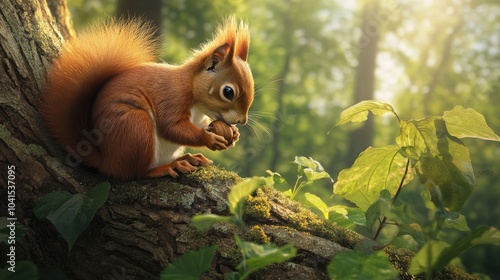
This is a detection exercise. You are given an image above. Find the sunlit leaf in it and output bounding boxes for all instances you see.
[160,245,218,280]
[443,106,500,141]
[294,156,331,181]
[235,235,297,277]
[265,170,289,190]
[327,250,398,280]
[33,182,110,252]
[396,117,441,159]
[191,214,233,232]
[304,192,329,219]
[334,146,413,211]
[335,100,397,127]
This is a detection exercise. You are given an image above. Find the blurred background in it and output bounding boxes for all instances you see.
[67,0,500,277]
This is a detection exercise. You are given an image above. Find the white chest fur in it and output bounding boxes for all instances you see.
[149,104,210,168]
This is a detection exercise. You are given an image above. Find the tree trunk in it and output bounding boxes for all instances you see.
[0,1,476,279]
[345,0,380,166]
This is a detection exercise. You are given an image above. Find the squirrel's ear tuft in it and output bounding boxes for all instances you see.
[236,21,250,61]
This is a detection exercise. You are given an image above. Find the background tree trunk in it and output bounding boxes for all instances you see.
[0,1,476,279]
[345,0,380,166]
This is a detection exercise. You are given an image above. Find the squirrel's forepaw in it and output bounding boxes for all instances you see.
[229,125,240,147]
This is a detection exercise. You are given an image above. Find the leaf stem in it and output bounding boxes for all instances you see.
[373,158,411,240]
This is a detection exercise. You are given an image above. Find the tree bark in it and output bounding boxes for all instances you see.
[0,1,477,279]
[345,0,380,166]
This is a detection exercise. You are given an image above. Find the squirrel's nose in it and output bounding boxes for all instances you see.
[238,116,248,125]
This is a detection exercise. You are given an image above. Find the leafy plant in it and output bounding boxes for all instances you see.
[324,101,500,278]
[267,156,332,201]
[160,245,218,280]
[33,181,111,252]
[228,234,297,280]
[191,177,266,231]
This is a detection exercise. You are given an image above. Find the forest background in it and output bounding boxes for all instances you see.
[68,0,500,277]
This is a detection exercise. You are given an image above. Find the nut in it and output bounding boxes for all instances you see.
[208,120,234,145]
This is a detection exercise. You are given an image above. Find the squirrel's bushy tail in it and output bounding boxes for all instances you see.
[42,20,158,168]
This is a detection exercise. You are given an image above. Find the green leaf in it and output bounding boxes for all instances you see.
[0,261,37,280]
[335,100,397,127]
[365,190,392,230]
[443,106,500,141]
[33,182,111,252]
[410,227,500,275]
[327,250,398,280]
[191,214,233,232]
[160,245,218,280]
[235,235,296,278]
[399,117,476,211]
[442,212,470,232]
[329,207,366,229]
[408,240,449,275]
[432,227,500,273]
[228,177,265,215]
[265,170,289,190]
[0,218,28,243]
[293,156,332,181]
[334,146,413,211]
[304,192,330,219]
[416,140,475,211]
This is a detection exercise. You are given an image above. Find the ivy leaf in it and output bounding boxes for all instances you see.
[335,100,397,127]
[235,235,297,278]
[160,245,218,280]
[33,181,110,252]
[443,106,500,141]
[327,250,398,280]
[408,240,449,275]
[191,214,233,232]
[334,146,413,211]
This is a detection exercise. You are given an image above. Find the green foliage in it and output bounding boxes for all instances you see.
[192,177,266,231]
[409,227,500,275]
[268,156,331,201]
[228,235,297,280]
[327,250,398,280]
[160,245,218,280]
[33,182,110,252]
[333,100,398,127]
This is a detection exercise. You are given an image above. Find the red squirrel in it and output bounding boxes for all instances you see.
[41,17,254,180]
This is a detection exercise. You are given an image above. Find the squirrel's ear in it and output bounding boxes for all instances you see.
[212,43,234,65]
[237,41,249,62]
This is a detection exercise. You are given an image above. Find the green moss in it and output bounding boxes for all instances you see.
[247,225,270,244]
[244,189,271,220]
[244,186,362,248]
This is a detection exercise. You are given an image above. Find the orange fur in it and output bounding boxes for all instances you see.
[41,17,254,180]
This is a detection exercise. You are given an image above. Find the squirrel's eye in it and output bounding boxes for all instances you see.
[222,86,235,100]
